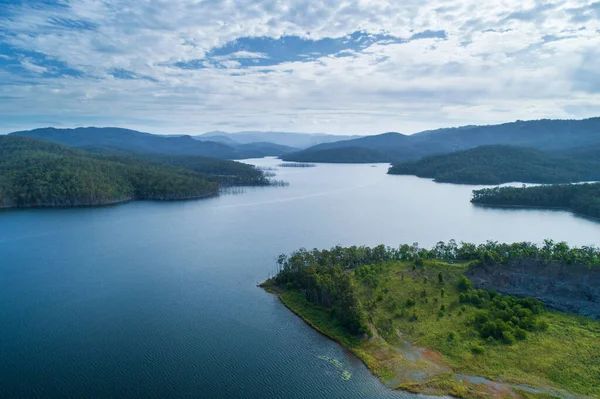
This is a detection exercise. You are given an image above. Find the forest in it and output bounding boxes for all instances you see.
[263,241,600,398]
[0,136,271,208]
[388,145,600,185]
[471,183,600,219]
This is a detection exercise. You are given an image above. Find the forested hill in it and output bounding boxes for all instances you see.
[282,117,600,163]
[80,145,269,186]
[281,132,418,163]
[281,146,393,163]
[0,136,255,208]
[471,183,600,219]
[388,145,600,184]
[9,127,293,159]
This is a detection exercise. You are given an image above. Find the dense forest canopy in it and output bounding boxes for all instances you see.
[471,183,600,219]
[388,145,600,185]
[0,136,271,208]
[81,145,269,186]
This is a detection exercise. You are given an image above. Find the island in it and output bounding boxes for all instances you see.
[388,145,600,185]
[471,183,600,219]
[262,241,600,399]
[278,163,317,168]
[0,136,273,209]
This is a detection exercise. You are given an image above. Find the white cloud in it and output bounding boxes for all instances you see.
[0,0,599,134]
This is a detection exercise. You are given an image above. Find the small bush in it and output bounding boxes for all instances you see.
[471,345,485,354]
[458,276,473,291]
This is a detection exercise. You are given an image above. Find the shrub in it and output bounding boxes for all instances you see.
[472,345,485,354]
[514,327,528,340]
[409,311,419,322]
[502,331,516,345]
[405,298,416,307]
[458,276,473,292]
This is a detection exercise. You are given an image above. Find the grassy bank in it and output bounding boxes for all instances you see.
[263,260,600,398]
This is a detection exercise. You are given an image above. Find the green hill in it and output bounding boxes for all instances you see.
[0,136,223,208]
[10,127,255,159]
[80,145,269,186]
[281,146,393,163]
[388,145,600,184]
[283,117,600,164]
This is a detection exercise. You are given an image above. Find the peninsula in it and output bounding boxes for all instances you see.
[262,241,600,399]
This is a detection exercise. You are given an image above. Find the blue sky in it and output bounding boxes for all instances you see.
[1,0,599,134]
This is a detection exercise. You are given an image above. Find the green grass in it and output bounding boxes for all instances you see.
[265,261,600,398]
[355,261,600,397]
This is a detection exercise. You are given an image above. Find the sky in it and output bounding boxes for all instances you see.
[1,0,600,135]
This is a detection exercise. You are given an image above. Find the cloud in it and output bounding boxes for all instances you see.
[0,0,599,135]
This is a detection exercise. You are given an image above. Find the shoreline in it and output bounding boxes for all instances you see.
[471,203,600,222]
[262,284,583,399]
[0,191,221,211]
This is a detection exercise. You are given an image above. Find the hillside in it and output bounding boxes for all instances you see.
[388,145,600,184]
[198,131,361,148]
[0,136,222,208]
[9,127,268,159]
[283,117,600,163]
[281,146,392,163]
[281,132,420,163]
[471,183,600,219]
[555,144,600,161]
[81,145,269,186]
[263,242,600,398]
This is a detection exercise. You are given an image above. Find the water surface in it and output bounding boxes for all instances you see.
[1,158,599,398]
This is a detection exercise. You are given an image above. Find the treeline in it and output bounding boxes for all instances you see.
[0,136,275,208]
[471,183,600,219]
[273,240,600,276]
[388,145,600,185]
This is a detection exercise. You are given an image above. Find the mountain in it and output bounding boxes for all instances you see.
[281,132,425,163]
[80,145,269,186]
[281,146,392,163]
[0,136,220,208]
[388,145,600,185]
[234,142,299,157]
[283,117,600,163]
[9,127,264,159]
[198,131,361,149]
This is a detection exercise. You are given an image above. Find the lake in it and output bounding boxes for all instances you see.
[1,158,599,398]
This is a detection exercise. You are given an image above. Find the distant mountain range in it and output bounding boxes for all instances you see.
[282,118,600,163]
[9,127,300,160]
[7,117,600,167]
[197,131,361,149]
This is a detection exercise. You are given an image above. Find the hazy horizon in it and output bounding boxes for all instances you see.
[2,114,600,137]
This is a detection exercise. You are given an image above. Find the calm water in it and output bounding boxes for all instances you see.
[2,158,600,399]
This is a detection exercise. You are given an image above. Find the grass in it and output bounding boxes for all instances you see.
[264,261,600,398]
